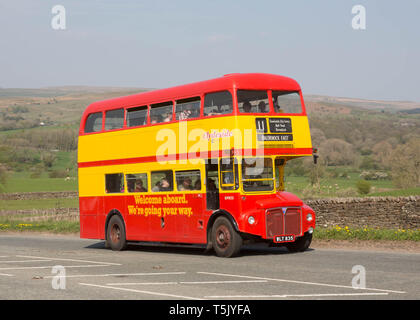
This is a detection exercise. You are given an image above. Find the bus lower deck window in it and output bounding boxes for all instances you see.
[176,170,201,191]
[151,170,174,192]
[126,173,148,193]
[105,173,124,193]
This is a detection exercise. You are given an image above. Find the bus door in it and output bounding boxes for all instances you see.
[274,158,285,191]
[205,160,220,211]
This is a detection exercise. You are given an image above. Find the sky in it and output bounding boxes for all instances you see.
[0,0,419,101]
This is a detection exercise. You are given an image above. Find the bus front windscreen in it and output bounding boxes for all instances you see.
[241,158,274,192]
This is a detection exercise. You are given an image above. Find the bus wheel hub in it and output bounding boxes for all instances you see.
[216,226,230,248]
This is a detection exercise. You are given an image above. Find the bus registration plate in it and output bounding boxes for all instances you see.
[274,235,294,243]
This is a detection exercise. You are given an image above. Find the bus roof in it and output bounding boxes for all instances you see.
[83,73,301,115]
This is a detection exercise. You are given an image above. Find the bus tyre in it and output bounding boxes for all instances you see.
[107,215,127,251]
[286,232,312,253]
[211,216,242,258]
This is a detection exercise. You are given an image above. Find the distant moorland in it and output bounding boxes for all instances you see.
[0,86,419,200]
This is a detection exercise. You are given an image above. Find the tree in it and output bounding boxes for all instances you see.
[0,164,7,192]
[319,138,356,166]
[389,137,420,188]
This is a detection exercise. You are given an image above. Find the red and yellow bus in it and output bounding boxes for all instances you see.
[78,73,316,257]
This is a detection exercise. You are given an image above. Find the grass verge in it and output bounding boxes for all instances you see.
[314,226,420,241]
[0,219,79,234]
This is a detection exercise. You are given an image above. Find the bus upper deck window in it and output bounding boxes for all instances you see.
[150,102,173,124]
[175,97,201,120]
[105,108,124,131]
[271,91,302,114]
[127,106,148,127]
[84,112,103,133]
[203,91,233,116]
[237,90,269,113]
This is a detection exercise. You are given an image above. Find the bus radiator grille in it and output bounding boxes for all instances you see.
[266,208,301,238]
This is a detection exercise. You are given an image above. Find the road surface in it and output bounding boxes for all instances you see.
[0,233,418,300]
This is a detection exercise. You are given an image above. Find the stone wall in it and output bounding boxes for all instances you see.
[306,196,420,229]
[1,192,419,230]
[0,191,78,201]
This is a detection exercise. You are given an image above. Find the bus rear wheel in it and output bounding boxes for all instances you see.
[106,215,127,251]
[211,216,242,258]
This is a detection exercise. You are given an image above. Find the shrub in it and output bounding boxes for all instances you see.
[48,170,68,178]
[356,180,371,195]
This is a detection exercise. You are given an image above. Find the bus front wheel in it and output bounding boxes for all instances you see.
[211,216,242,258]
[285,232,312,253]
[106,215,127,251]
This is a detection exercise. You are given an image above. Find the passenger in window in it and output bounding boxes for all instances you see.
[151,115,160,124]
[273,97,284,113]
[242,101,252,113]
[135,179,147,192]
[178,178,193,191]
[163,112,172,122]
[194,179,201,190]
[258,101,267,113]
[152,178,172,192]
[179,105,192,120]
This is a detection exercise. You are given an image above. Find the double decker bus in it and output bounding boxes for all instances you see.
[78,73,316,257]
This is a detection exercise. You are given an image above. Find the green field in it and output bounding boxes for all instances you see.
[0,197,78,210]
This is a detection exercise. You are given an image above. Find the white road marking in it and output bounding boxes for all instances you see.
[0,273,13,277]
[0,259,52,263]
[79,282,204,300]
[0,264,114,271]
[205,292,390,299]
[43,272,187,279]
[16,255,121,266]
[106,280,268,286]
[197,272,406,294]
[181,280,268,285]
[106,282,179,286]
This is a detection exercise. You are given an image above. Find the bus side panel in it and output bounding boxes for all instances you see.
[177,193,206,244]
[218,192,248,231]
[79,196,102,239]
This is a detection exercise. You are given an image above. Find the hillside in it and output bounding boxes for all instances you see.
[0,86,419,197]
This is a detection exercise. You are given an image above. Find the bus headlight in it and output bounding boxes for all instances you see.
[306,213,313,222]
[248,216,255,225]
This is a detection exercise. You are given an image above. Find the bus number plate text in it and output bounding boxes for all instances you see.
[274,235,294,243]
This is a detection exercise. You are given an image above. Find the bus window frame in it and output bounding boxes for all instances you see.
[175,169,202,192]
[233,89,306,116]
[84,111,104,134]
[219,157,239,191]
[203,90,235,118]
[126,105,149,129]
[125,172,149,193]
[240,157,275,194]
[269,89,306,116]
[104,108,125,132]
[105,172,125,194]
[150,101,175,125]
